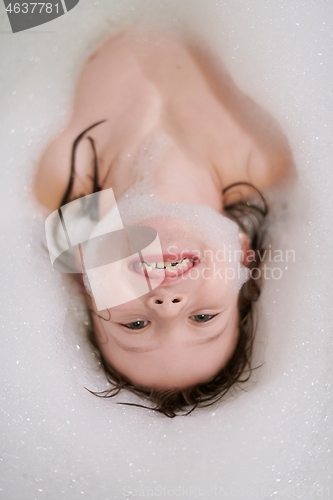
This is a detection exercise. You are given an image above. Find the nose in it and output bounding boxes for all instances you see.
[146,289,188,317]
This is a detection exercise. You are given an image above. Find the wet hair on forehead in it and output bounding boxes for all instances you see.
[61,122,268,418]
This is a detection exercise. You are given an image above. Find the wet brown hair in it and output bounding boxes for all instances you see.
[60,122,268,418]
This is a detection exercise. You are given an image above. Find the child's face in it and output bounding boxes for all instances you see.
[86,205,250,389]
[90,268,240,389]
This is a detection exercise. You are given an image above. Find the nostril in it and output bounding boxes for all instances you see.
[153,299,181,304]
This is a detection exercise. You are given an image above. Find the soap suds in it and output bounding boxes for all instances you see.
[0,1,332,499]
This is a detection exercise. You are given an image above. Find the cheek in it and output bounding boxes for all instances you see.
[210,307,240,369]
[207,260,249,296]
[198,263,243,300]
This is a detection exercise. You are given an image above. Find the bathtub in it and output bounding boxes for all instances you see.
[0,1,332,499]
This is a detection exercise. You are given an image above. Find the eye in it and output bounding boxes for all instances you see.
[190,314,218,323]
[120,320,149,330]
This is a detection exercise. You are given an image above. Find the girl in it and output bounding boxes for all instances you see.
[33,28,295,417]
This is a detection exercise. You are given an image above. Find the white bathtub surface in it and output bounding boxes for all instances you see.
[0,1,332,499]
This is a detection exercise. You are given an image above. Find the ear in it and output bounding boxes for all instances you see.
[239,232,253,267]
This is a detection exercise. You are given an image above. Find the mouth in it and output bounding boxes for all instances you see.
[128,253,201,281]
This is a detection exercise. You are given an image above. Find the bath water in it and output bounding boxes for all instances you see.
[0,1,332,499]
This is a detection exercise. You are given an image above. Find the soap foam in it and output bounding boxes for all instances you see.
[116,181,250,295]
[0,1,332,499]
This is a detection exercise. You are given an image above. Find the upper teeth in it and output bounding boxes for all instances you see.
[136,258,192,270]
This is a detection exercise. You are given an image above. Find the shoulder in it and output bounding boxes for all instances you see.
[246,126,296,191]
[32,129,72,212]
[32,123,101,212]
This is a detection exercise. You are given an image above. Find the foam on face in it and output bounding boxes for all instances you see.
[117,191,250,292]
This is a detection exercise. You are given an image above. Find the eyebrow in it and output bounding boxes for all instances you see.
[112,322,229,353]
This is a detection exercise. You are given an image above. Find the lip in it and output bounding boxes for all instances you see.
[127,252,201,285]
[128,251,201,266]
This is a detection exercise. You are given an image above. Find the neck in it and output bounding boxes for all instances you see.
[108,130,224,213]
